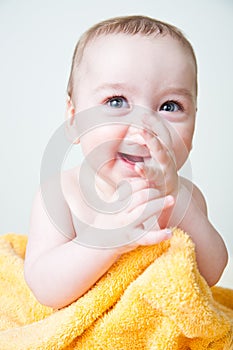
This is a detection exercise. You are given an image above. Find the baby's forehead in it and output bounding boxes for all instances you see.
[82,33,189,63]
[81,33,195,70]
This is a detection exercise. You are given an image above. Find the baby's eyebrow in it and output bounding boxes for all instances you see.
[93,83,136,95]
[93,83,196,102]
[164,87,195,100]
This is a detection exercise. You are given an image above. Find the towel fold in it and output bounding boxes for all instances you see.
[0,229,232,349]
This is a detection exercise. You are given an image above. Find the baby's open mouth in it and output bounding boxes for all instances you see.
[118,152,144,164]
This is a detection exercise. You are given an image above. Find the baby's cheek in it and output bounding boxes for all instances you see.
[170,128,193,169]
[80,124,130,162]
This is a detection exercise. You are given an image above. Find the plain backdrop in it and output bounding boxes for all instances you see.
[0,0,232,285]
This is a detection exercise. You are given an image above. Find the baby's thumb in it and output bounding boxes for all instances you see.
[137,228,172,246]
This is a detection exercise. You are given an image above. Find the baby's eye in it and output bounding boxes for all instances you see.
[160,101,181,112]
[106,96,130,109]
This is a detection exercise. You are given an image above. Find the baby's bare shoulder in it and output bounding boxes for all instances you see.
[61,166,80,194]
[61,167,94,224]
[61,166,82,209]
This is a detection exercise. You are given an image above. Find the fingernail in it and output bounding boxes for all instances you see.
[165,195,174,206]
[165,229,173,237]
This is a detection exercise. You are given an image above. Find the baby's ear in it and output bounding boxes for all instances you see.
[65,96,80,144]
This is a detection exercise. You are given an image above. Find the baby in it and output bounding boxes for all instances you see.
[24,15,228,309]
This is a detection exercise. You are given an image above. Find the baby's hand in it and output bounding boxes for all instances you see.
[137,116,178,198]
[86,178,174,251]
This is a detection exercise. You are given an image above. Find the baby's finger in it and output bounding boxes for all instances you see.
[143,114,173,151]
[140,227,173,245]
[137,228,172,246]
[129,195,174,226]
[143,132,170,165]
[127,187,164,212]
[117,178,149,201]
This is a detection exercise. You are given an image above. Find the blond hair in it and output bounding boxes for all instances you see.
[67,15,197,100]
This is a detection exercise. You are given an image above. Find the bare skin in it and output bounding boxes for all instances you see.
[24,34,228,309]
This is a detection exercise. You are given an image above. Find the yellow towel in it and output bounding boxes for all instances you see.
[0,229,232,349]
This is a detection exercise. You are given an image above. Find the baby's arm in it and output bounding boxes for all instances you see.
[24,189,121,309]
[141,119,228,286]
[168,179,228,286]
[24,178,173,309]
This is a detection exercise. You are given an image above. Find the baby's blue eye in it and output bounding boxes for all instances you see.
[106,96,129,109]
[160,101,180,112]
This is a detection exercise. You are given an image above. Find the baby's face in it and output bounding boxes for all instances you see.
[72,34,197,186]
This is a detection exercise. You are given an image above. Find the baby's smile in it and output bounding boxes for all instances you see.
[118,152,145,164]
[117,142,151,168]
